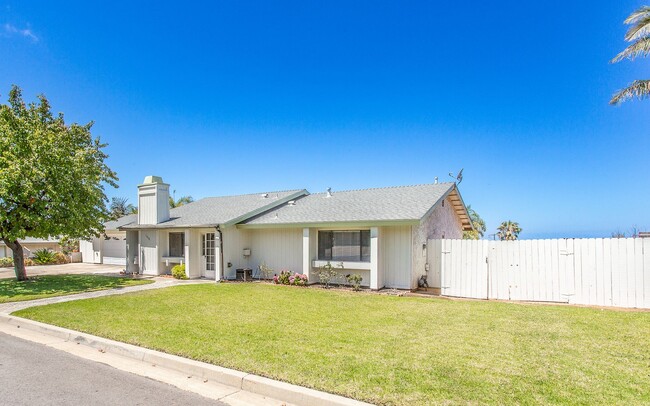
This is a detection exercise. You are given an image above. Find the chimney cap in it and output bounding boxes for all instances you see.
[142,175,165,185]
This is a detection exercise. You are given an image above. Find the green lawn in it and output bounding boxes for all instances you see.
[0,275,153,303]
[13,283,650,405]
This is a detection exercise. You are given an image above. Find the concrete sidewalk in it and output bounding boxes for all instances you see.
[0,277,373,406]
[0,276,211,314]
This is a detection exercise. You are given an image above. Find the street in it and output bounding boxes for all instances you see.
[0,332,224,405]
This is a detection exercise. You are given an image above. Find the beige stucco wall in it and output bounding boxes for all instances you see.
[411,196,464,288]
[1,242,61,258]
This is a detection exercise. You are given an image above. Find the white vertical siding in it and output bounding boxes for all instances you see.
[139,229,158,275]
[380,225,412,289]
[249,228,303,275]
[222,227,252,279]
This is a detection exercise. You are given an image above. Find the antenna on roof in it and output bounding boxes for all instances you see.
[448,168,463,184]
[326,187,332,198]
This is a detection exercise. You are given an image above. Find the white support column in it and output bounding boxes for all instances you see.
[370,227,380,290]
[184,229,191,279]
[302,228,310,281]
[215,232,223,282]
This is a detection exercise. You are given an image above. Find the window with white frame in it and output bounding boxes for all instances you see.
[169,232,185,257]
[318,230,370,262]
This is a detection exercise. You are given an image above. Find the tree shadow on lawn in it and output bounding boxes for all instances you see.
[0,274,151,303]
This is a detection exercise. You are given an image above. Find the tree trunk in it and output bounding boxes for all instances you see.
[3,239,27,281]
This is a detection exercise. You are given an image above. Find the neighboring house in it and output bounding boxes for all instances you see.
[0,237,61,258]
[79,215,134,266]
[112,176,471,289]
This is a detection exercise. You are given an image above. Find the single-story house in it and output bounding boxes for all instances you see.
[0,237,61,258]
[112,176,471,290]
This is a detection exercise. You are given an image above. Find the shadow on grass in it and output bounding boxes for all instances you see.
[0,274,153,303]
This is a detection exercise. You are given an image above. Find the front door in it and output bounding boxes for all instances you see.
[202,233,216,279]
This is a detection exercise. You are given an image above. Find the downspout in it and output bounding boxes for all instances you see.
[216,225,224,282]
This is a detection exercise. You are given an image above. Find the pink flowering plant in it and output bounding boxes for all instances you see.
[273,270,308,286]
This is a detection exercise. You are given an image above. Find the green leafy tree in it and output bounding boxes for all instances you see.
[169,190,194,208]
[463,205,486,240]
[496,221,522,241]
[610,6,650,104]
[109,197,136,219]
[0,85,117,281]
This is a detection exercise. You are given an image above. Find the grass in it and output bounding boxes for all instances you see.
[0,275,153,303]
[13,283,650,405]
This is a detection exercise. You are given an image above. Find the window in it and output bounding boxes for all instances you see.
[169,232,185,257]
[318,230,370,262]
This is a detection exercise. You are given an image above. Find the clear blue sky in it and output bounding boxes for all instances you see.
[1,1,648,239]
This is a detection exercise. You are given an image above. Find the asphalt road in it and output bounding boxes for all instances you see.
[0,332,225,405]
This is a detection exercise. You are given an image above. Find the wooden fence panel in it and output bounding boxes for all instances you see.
[436,238,649,309]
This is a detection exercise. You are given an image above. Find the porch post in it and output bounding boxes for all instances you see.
[215,232,223,281]
[302,228,310,281]
[184,229,191,278]
[370,227,380,290]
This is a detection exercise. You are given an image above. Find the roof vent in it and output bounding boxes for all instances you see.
[326,187,332,198]
[287,200,296,206]
[261,193,268,199]
[434,177,438,184]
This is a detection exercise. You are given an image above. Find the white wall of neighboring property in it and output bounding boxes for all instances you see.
[431,238,650,309]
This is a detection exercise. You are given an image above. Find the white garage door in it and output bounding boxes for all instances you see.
[103,239,126,266]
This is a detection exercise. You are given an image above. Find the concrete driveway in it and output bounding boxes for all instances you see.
[0,263,125,279]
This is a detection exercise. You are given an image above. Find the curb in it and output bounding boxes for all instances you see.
[0,314,372,406]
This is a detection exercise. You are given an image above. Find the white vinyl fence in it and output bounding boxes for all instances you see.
[428,238,650,309]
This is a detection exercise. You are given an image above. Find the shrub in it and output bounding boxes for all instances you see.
[32,248,57,265]
[273,270,308,286]
[346,274,363,291]
[53,252,69,264]
[0,257,13,267]
[24,258,35,266]
[171,264,188,280]
[259,262,274,280]
[317,261,344,288]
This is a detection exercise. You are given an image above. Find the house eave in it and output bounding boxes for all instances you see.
[237,219,420,229]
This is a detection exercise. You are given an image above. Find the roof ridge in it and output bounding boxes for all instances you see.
[198,189,306,200]
[307,182,455,195]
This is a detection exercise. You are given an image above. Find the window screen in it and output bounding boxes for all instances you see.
[318,230,370,262]
[169,232,185,257]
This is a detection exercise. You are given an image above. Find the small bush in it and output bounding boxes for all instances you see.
[53,252,69,264]
[273,270,308,286]
[346,274,363,291]
[24,258,35,266]
[0,257,13,267]
[171,264,188,280]
[317,261,344,288]
[32,249,57,265]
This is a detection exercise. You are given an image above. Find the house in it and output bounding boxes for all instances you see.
[79,215,134,265]
[0,237,61,259]
[113,176,472,289]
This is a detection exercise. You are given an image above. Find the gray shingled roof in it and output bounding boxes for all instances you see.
[105,214,138,231]
[121,189,307,229]
[243,183,458,226]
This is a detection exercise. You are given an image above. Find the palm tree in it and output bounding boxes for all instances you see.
[496,221,522,241]
[610,6,650,104]
[169,190,194,208]
[462,205,486,240]
[109,197,136,220]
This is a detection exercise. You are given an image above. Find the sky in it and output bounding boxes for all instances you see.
[0,1,648,239]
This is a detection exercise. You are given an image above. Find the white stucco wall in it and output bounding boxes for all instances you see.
[411,196,464,288]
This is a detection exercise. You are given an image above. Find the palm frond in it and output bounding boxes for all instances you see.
[610,79,650,105]
[611,37,650,62]
[624,6,650,25]
[625,10,650,42]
